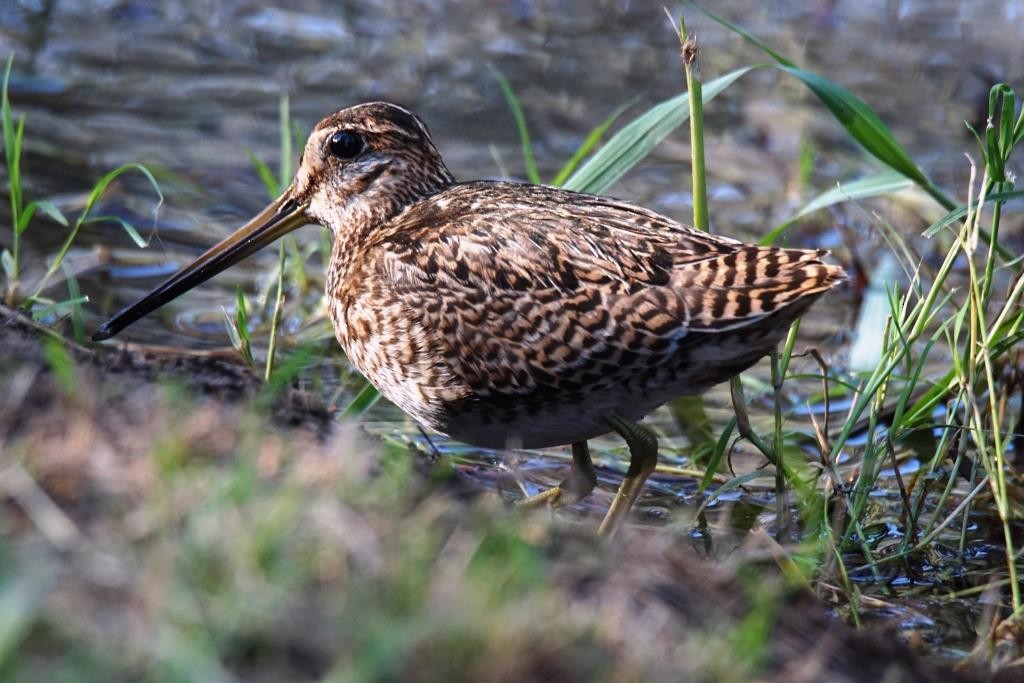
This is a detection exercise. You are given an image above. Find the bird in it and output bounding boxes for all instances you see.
[93,101,845,536]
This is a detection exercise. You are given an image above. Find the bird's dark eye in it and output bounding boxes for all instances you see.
[328,130,364,159]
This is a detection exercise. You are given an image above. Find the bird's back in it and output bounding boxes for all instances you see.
[330,181,844,448]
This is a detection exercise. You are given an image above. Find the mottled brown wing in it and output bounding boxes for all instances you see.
[374,182,843,397]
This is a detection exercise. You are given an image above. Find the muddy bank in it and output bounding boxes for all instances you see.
[0,303,334,437]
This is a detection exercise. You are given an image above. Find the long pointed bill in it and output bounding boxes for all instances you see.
[93,192,309,341]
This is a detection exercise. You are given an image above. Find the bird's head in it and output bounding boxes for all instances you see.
[294,102,453,233]
[93,102,452,341]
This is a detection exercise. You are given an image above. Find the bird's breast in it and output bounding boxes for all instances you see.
[327,286,468,429]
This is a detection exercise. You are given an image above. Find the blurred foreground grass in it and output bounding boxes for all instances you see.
[0,307,976,683]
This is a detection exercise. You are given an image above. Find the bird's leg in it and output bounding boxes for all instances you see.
[598,415,659,538]
[516,441,597,509]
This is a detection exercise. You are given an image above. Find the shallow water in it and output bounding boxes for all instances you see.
[2,0,1023,662]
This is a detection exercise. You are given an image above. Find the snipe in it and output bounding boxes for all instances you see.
[94,101,845,536]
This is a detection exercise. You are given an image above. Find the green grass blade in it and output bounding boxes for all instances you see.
[549,101,632,187]
[247,150,280,198]
[257,344,316,409]
[699,416,736,493]
[490,66,540,184]
[564,66,755,195]
[1014,100,1024,145]
[29,295,90,320]
[342,381,381,419]
[32,199,68,228]
[889,338,938,432]
[689,5,957,211]
[14,203,36,235]
[221,308,245,362]
[2,54,15,159]
[775,66,930,188]
[84,214,147,248]
[2,56,22,218]
[224,287,254,367]
[923,190,1024,237]
[704,471,772,505]
[79,163,164,232]
[793,170,914,222]
[762,170,914,245]
[9,115,24,216]
[30,163,162,299]
[278,93,293,190]
[62,263,85,344]
[3,55,24,290]
[264,242,286,382]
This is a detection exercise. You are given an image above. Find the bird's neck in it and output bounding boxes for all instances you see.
[327,161,455,282]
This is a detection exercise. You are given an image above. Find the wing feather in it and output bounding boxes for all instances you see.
[371,181,843,397]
